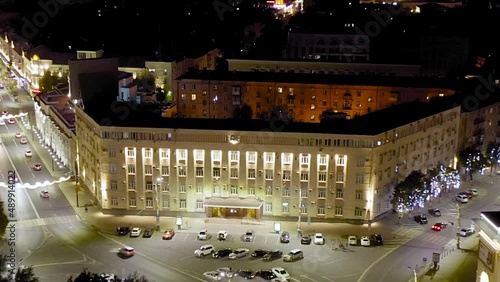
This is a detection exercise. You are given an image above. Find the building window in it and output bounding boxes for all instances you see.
[282,203,289,213]
[212,150,222,162]
[300,171,309,181]
[128,181,136,190]
[162,183,169,192]
[336,156,345,165]
[179,200,187,209]
[356,174,364,184]
[109,149,116,158]
[248,186,255,196]
[127,148,135,158]
[163,199,170,208]
[247,151,257,163]
[109,164,117,174]
[354,207,363,216]
[191,94,196,100]
[356,190,363,200]
[110,181,118,190]
[318,155,328,165]
[265,152,274,163]
[318,172,327,182]
[300,204,307,214]
[178,166,187,176]
[194,150,204,161]
[230,168,238,178]
[146,181,154,191]
[282,153,292,164]
[179,184,186,193]
[144,165,153,175]
[336,173,344,182]
[318,189,326,198]
[230,151,239,162]
[231,185,238,195]
[144,148,152,158]
[265,203,273,213]
[127,164,136,174]
[196,185,203,193]
[248,169,256,179]
[282,186,290,197]
[129,198,136,207]
[265,186,273,196]
[357,157,365,167]
[111,197,118,206]
[318,207,325,215]
[161,166,169,176]
[145,197,153,208]
[265,169,273,180]
[335,207,343,216]
[196,200,204,210]
[282,170,291,181]
[160,149,170,159]
[196,167,204,177]
[336,189,343,199]
[300,154,310,164]
[213,168,221,178]
[213,185,221,194]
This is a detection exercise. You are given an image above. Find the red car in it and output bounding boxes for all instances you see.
[40,190,50,198]
[7,119,15,124]
[33,163,42,171]
[432,222,448,231]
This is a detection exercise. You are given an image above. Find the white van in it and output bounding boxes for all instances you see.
[456,194,469,203]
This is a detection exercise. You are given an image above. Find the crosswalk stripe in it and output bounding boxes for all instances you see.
[15,215,80,228]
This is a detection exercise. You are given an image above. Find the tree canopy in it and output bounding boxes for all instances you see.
[391,170,427,212]
[67,269,149,282]
[0,202,8,238]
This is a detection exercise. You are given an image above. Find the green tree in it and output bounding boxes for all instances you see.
[138,69,155,92]
[155,87,166,102]
[38,70,55,92]
[14,266,39,282]
[0,202,9,238]
[123,272,149,282]
[458,147,486,180]
[486,142,500,173]
[391,171,427,213]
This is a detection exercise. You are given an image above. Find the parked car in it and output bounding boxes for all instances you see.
[235,269,255,279]
[243,230,255,242]
[300,234,312,245]
[116,227,130,236]
[272,267,290,280]
[428,208,441,217]
[348,235,357,246]
[360,236,370,247]
[432,222,448,231]
[40,190,50,198]
[314,233,325,245]
[118,246,135,257]
[203,271,222,281]
[251,249,269,258]
[198,229,209,240]
[459,191,473,199]
[283,249,303,262]
[456,194,469,203]
[162,228,175,240]
[216,267,233,277]
[263,249,282,261]
[229,248,250,259]
[371,234,384,246]
[280,231,290,243]
[256,270,277,280]
[142,228,154,238]
[414,214,428,224]
[460,228,474,237]
[217,230,228,241]
[194,244,215,257]
[467,188,478,196]
[213,248,232,259]
[130,227,142,237]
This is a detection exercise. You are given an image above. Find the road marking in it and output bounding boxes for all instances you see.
[321,277,336,282]
[183,234,189,241]
[291,278,301,282]
[320,257,347,266]
[264,236,268,244]
[300,274,320,282]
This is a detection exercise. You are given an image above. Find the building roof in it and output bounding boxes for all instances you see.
[83,98,457,135]
[482,212,500,228]
[177,70,456,89]
[26,45,76,65]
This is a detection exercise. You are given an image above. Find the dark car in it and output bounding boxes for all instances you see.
[280,231,290,243]
[301,234,312,244]
[370,234,384,246]
[142,228,154,238]
[263,249,283,261]
[255,270,277,280]
[116,227,130,236]
[428,208,441,217]
[235,269,255,279]
[213,248,232,259]
[413,214,428,224]
[251,249,268,258]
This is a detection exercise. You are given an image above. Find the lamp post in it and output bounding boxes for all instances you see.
[408,266,417,282]
[297,188,302,235]
[456,202,461,249]
[155,177,163,231]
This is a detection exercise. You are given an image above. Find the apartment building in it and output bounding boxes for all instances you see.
[176,71,456,121]
[75,97,460,222]
[474,211,500,282]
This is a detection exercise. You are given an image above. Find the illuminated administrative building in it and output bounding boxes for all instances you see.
[76,100,460,221]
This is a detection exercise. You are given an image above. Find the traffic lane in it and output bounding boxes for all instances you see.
[0,226,46,267]
[117,231,390,282]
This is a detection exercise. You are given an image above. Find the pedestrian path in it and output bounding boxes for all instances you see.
[392,225,424,238]
[15,215,80,228]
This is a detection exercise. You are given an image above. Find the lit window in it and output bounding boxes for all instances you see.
[191,94,196,100]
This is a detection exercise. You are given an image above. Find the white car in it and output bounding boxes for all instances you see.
[25,150,32,157]
[361,236,370,246]
[14,132,22,138]
[100,273,117,282]
[217,230,228,241]
[203,271,222,281]
[20,137,27,144]
[0,120,4,125]
[272,267,290,280]
[314,233,325,245]
[460,228,474,237]
[130,227,142,237]
[348,235,357,245]
[229,248,250,259]
[194,244,215,257]
[216,267,234,278]
[198,229,208,240]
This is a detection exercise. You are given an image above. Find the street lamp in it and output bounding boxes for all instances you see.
[408,266,417,282]
[296,188,302,235]
[155,177,163,231]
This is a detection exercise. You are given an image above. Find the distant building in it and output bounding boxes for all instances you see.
[474,211,500,282]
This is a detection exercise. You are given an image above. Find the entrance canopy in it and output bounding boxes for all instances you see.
[204,198,263,209]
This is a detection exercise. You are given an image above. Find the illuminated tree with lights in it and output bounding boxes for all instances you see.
[425,164,460,199]
[486,142,500,174]
[391,170,428,214]
[458,147,486,181]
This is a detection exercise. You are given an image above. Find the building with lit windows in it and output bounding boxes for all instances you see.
[75,93,461,221]
[474,211,500,282]
[176,71,456,121]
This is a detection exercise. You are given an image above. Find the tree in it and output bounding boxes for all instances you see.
[14,266,39,282]
[38,70,55,92]
[138,69,155,92]
[123,272,149,282]
[155,87,166,102]
[458,147,486,180]
[486,142,500,174]
[67,268,149,282]
[0,202,9,238]
[233,104,253,119]
[391,171,427,214]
